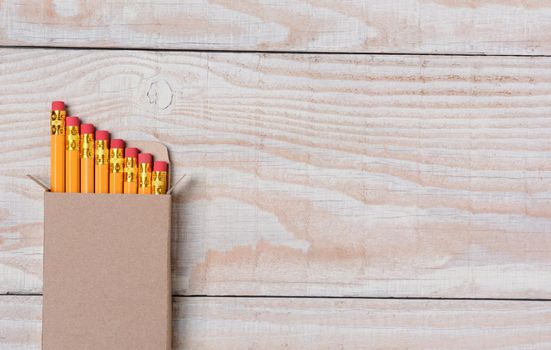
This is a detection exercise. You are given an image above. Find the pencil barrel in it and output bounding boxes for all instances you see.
[123,156,138,194]
[80,132,95,193]
[95,165,109,193]
[95,140,109,193]
[138,163,152,194]
[81,158,94,193]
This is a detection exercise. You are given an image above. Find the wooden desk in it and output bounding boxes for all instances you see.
[0,1,550,348]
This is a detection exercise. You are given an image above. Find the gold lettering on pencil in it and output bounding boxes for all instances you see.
[152,171,167,194]
[139,163,152,188]
[50,110,66,135]
[66,126,80,151]
[95,140,108,165]
[81,134,95,159]
[124,157,137,182]
[110,148,124,173]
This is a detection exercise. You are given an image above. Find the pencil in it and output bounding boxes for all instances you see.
[50,101,66,192]
[95,130,110,194]
[152,161,168,195]
[109,139,125,194]
[138,153,153,194]
[123,147,139,194]
[65,116,80,193]
[80,123,95,193]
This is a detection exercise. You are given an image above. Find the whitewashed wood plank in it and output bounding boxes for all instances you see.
[1,296,551,349]
[0,49,550,298]
[0,296,41,350]
[1,0,551,54]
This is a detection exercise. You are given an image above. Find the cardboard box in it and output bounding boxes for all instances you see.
[40,141,172,350]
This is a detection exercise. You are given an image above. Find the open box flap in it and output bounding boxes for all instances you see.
[125,140,169,163]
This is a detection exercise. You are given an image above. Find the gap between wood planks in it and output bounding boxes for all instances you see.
[2,44,551,58]
[2,292,551,302]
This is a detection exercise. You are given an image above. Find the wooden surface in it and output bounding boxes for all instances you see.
[0,49,550,299]
[1,2,551,348]
[2,0,551,55]
[2,296,551,349]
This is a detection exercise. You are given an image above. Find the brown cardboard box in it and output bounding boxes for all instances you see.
[41,141,172,350]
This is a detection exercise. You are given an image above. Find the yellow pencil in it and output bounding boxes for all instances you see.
[50,101,66,192]
[80,124,95,193]
[152,161,168,195]
[94,130,110,194]
[65,116,80,193]
[138,153,153,194]
[123,148,139,194]
[109,139,125,194]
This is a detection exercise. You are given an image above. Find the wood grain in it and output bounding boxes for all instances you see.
[2,0,551,55]
[1,296,551,349]
[0,49,551,298]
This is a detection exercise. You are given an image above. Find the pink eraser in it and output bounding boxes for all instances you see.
[95,130,109,141]
[138,153,153,164]
[153,161,168,172]
[51,101,65,110]
[80,123,94,134]
[125,147,139,158]
[111,139,125,149]
[65,116,80,126]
